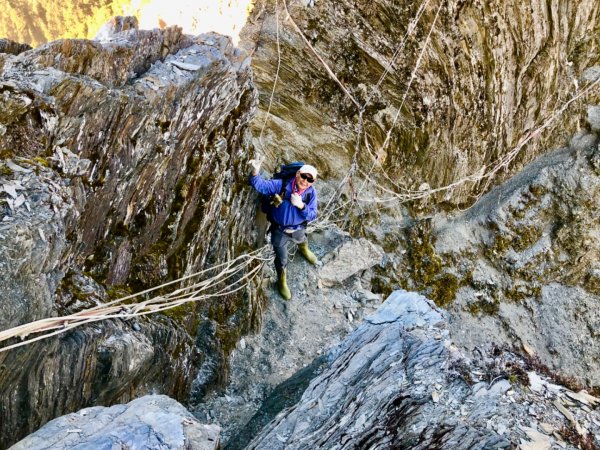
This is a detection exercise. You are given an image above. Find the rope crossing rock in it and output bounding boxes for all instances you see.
[0,246,272,353]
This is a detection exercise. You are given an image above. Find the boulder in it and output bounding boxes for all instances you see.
[10,395,220,450]
[319,238,384,286]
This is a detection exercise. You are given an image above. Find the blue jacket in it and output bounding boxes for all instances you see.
[250,174,318,228]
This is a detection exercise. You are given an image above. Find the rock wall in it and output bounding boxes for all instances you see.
[241,0,600,207]
[0,24,259,447]
[368,130,600,387]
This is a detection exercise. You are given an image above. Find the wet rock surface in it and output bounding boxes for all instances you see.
[10,395,221,450]
[0,21,258,447]
[247,291,600,449]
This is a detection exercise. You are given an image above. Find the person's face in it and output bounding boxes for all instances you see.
[295,170,315,190]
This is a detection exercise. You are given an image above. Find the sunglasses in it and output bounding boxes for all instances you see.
[300,173,315,183]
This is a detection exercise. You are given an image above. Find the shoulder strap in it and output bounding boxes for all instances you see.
[279,178,287,198]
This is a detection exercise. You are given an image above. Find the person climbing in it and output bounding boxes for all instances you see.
[249,156,318,300]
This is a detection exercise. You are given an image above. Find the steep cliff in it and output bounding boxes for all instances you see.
[242,0,600,208]
[0,23,259,447]
[239,0,600,389]
[2,0,600,447]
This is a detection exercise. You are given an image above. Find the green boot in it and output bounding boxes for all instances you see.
[297,241,317,265]
[277,268,292,300]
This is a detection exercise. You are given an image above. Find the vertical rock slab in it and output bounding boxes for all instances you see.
[0,24,258,447]
[242,0,600,206]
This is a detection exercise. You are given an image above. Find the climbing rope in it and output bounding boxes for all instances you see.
[354,74,600,206]
[306,0,442,226]
[282,0,362,111]
[258,0,282,145]
[0,246,272,353]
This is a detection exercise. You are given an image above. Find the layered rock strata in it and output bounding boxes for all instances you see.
[248,291,600,449]
[242,0,600,206]
[0,39,31,56]
[0,23,258,447]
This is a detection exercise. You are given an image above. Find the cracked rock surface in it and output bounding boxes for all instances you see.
[0,20,258,447]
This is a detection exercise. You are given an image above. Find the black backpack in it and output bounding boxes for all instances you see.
[260,161,312,219]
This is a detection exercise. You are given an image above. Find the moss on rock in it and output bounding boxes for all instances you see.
[429,273,460,307]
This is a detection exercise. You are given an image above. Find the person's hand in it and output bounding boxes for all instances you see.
[248,155,264,175]
[290,193,304,209]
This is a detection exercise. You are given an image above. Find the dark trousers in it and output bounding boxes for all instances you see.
[271,227,306,272]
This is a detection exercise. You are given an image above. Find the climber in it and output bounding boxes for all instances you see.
[248,156,319,300]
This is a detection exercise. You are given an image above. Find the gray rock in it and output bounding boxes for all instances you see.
[582,66,600,82]
[0,22,257,448]
[432,142,600,385]
[587,105,600,130]
[247,291,600,449]
[319,238,384,286]
[10,395,220,450]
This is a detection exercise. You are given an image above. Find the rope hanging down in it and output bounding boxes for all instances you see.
[258,0,282,145]
[355,74,600,205]
[282,0,600,217]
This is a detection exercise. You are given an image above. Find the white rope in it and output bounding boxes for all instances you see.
[363,0,432,108]
[258,0,282,145]
[282,0,362,111]
[0,246,271,353]
[355,74,600,206]
[315,0,442,227]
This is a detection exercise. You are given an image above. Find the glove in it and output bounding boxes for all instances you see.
[248,155,263,175]
[290,193,305,209]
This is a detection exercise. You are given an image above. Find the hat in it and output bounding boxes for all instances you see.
[299,164,318,179]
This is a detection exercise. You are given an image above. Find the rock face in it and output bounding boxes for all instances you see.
[193,229,384,448]
[0,39,31,56]
[438,136,600,386]
[242,0,600,206]
[10,395,220,450]
[319,236,384,286]
[0,22,258,447]
[247,291,600,449]
[369,134,600,386]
